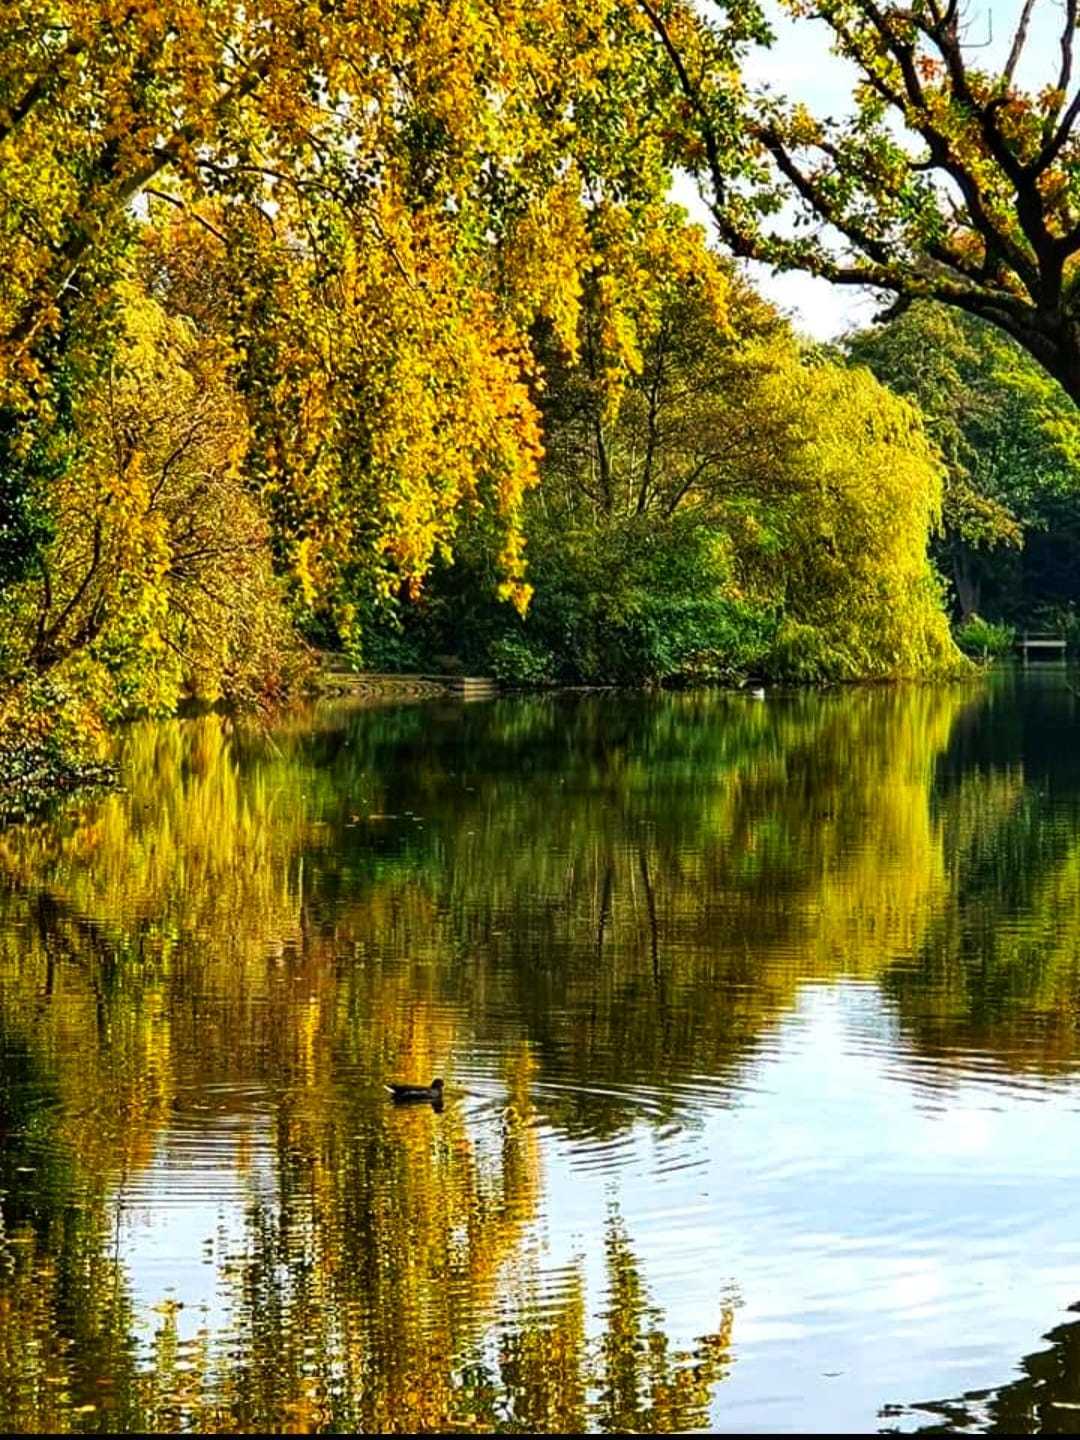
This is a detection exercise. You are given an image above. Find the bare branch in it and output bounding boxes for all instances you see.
[1003,0,1038,86]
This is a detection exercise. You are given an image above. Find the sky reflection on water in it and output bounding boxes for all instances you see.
[3,671,1080,1431]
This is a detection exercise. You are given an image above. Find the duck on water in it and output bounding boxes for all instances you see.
[385,1077,444,1108]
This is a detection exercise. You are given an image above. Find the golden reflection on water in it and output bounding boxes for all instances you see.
[3,677,1080,1430]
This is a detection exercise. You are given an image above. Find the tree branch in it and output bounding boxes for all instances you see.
[33,518,103,665]
[0,32,88,151]
[637,319,670,514]
[8,47,273,357]
[760,129,893,268]
[1058,0,1078,97]
[144,188,228,245]
[1034,85,1080,177]
[1003,0,1038,86]
[637,0,729,206]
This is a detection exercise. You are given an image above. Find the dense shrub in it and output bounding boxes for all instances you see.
[491,519,778,686]
[953,615,1016,660]
[361,515,780,686]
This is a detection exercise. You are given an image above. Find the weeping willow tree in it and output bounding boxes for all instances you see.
[394,255,964,683]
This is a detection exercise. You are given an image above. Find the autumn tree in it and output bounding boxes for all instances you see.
[538,236,788,523]
[0,280,301,718]
[0,1,765,614]
[375,235,960,684]
[642,0,1080,402]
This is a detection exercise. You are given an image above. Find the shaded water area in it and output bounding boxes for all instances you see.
[4,672,1080,1431]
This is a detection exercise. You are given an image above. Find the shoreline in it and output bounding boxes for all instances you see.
[0,662,1008,825]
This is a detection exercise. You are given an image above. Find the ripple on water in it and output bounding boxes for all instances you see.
[9,682,1080,1432]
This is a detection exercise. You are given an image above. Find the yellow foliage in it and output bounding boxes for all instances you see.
[0,684,982,1431]
[0,0,696,637]
[0,280,303,716]
[751,356,958,679]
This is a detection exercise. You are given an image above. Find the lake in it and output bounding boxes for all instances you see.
[3,670,1080,1433]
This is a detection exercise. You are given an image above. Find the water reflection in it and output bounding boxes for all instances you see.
[885,1306,1080,1433]
[4,675,1080,1429]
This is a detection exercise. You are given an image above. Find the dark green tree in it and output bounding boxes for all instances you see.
[848,301,1080,619]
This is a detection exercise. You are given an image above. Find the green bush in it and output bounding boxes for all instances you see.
[767,620,845,684]
[953,614,1015,659]
[361,622,429,674]
[493,517,779,687]
[488,632,558,685]
[361,514,781,687]
[358,496,965,687]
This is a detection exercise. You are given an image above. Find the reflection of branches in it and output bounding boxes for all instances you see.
[638,848,662,992]
[597,1210,734,1433]
[486,1209,734,1433]
[884,1303,1080,1433]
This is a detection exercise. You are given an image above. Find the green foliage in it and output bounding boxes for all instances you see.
[953,615,1016,661]
[489,517,779,686]
[367,268,963,687]
[0,411,57,589]
[527,275,961,684]
[360,621,429,677]
[848,303,1080,625]
[488,632,559,687]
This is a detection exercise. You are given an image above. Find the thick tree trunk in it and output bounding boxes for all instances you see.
[952,545,981,621]
[992,308,1080,407]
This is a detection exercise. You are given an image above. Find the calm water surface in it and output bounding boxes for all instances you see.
[3,671,1080,1432]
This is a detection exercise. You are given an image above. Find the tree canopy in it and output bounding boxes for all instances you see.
[848,300,1080,619]
[644,0,1080,402]
[0,0,1006,808]
[373,259,960,685]
[0,0,763,605]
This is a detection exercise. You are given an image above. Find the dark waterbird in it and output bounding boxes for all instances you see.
[385,1077,444,1107]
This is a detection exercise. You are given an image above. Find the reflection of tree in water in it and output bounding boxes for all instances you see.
[0,687,984,1149]
[433,1211,733,1436]
[292,685,977,1137]
[6,683,1080,1428]
[0,1050,733,1431]
[885,677,1080,1085]
[882,1305,1080,1435]
[0,819,733,1433]
[592,1211,733,1433]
